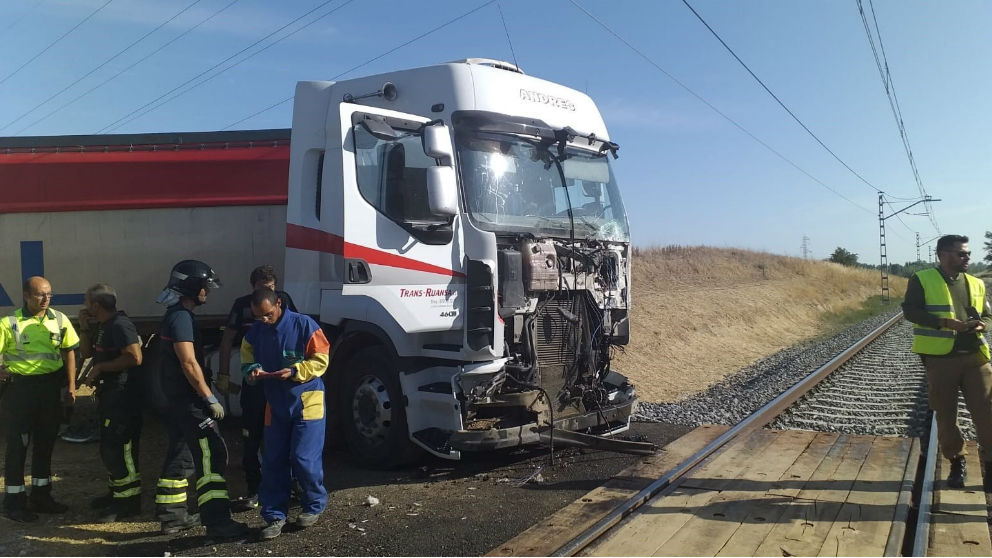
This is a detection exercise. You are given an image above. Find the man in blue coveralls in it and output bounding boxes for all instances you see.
[240,288,330,540]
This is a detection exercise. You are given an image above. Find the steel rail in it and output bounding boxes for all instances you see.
[911,413,938,556]
[551,311,906,557]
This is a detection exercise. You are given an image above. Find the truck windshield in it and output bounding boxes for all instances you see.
[455,132,629,242]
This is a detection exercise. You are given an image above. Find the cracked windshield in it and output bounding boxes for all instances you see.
[456,133,629,241]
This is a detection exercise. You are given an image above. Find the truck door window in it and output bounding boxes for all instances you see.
[352,119,452,244]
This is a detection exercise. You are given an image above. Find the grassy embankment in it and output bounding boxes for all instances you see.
[614,245,908,403]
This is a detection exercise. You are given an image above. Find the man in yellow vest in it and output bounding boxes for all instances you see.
[903,234,992,489]
[0,276,79,522]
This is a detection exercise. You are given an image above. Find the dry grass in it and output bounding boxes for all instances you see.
[616,246,907,403]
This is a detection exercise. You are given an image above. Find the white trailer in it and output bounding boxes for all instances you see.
[0,59,643,465]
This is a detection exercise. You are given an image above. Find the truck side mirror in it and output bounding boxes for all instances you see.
[423,123,454,164]
[426,166,458,217]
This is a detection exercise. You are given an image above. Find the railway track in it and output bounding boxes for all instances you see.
[492,312,988,557]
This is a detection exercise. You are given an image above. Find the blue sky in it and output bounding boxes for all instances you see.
[2,0,988,265]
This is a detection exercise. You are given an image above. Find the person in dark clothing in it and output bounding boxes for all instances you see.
[216,264,296,510]
[153,260,249,539]
[902,234,992,490]
[78,283,144,523]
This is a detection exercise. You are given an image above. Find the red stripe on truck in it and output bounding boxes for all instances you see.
[286,223,466,278]
[0,145,289,213]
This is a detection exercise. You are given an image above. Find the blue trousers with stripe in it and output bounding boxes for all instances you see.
[259,382,327,522]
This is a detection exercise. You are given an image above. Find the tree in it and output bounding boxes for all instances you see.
[984,230,992,264]
[828,247,859,267]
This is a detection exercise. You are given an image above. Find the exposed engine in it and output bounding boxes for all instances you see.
[459,236,634,436]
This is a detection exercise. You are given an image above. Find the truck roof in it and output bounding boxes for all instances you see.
[0,128,290,151]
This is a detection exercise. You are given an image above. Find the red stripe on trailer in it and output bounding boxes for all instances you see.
[0,145,289,213]
[286,223,466,278]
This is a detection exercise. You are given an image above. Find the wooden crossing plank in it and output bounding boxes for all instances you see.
[929,441,992,557]
[680,428,786,491]
[654,430,816,557]
[487,424,730,557]
[816,436,914,557]
[585,429,805,557]
[754,434,876,557]
[768,431,841,499]
[582,486,718,557]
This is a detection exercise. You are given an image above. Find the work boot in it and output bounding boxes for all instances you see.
[98,498,141,523]
[29,485,68,513]
[161,513,200,535]
[3,493,39,523]
[260,518,286,540]
[296,512,320,528]
[89,492,114,510]
[232,493,258,512]
[947,455,967,489]
[205,517,250,540]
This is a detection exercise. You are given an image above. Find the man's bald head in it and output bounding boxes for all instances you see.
[23,276,53,316]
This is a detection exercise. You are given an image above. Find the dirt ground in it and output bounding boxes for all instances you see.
[0,390,690,557]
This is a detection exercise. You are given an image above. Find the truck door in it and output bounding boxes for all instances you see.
[332,104,463,353]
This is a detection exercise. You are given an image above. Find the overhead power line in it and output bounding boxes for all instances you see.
[680,0,895,197]
[497,2,519,70]
[856,0,941,234]
[96,0,351,134]
[224,0,498,130]
[1,0,203,133]
[3,0,45,34]
[15,0,243,136]
[0,0,114,87]
[567,0,874,216]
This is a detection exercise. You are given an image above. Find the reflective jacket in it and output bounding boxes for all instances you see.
[912,268,990,359]
[0,308,80,375]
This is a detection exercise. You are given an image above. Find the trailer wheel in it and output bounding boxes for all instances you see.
[338,347,420,467]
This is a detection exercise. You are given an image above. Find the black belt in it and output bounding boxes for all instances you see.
[8,371,64,383]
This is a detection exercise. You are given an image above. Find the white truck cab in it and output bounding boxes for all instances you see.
[285,59,638,464]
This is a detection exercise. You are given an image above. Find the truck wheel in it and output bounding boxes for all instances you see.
[339,347,421,467]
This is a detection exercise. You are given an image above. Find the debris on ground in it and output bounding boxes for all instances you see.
[365,495,380,507]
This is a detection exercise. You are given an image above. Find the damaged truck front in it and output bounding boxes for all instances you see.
[283,59,643,466]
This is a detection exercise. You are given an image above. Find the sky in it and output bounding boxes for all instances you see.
[1,0,989,265]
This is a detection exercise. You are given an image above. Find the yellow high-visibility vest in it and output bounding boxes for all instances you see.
[912,268,990,359]
[0,308,80,375]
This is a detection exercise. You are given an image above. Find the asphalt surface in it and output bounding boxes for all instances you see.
[0,394,691,557]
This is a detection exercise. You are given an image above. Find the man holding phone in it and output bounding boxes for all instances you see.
[903,234,992,490]
[240,288,330,540]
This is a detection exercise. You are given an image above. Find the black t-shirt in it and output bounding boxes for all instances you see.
[159,304,206,397]
[225,290,297,344]
[92,311,139,388]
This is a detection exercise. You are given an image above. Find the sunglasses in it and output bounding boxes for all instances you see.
[941,250,971,258]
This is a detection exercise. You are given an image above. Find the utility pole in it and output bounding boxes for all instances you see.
[916,232,920,262]
[801,236,810,260]
[879,194,941,303]
[879,194,889,302]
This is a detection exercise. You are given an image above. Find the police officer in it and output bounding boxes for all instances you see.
[216,264,297,509]
[77,283,143,522]
[903,234,992,489]
[240,288,330,540]
[0,276,79,522]
[153,260,248,539]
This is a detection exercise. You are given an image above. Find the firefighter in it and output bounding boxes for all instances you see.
[77,283,143,522]
[240,288,330,540]
[215,264,297,510]
[0,276,78,522]
[153,260,248,539]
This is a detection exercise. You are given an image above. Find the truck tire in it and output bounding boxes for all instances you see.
[338,347,421,467]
